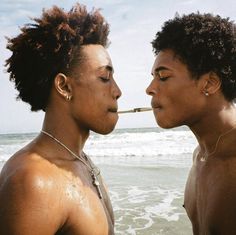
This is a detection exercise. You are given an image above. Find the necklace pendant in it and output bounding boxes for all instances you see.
[92,171,103,199]
[200,157,206,162]
[41,131,103,199]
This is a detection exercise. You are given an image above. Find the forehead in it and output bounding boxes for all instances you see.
[152,49,186,74]
[81,44,113,70]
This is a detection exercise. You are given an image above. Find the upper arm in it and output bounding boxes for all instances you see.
[0,165,65,235]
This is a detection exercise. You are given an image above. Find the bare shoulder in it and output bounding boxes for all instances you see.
[210,155,236,185]
[0,150,65,195]
[0,151,68,235]
[210,156,236,193]
[192,146,200,162]
[0,149,113,235]
[205,156,236,232]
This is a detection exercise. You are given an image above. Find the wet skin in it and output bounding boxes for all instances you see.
[0,45,121,235]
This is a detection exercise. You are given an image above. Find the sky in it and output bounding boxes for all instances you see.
[0,0,236,134]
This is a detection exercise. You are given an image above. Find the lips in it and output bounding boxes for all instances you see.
[151,101,162,109]
[108,107,118,113]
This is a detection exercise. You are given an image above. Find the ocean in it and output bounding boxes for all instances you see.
[0,127,197,234]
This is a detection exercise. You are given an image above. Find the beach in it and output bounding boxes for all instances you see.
[0,127,196,234]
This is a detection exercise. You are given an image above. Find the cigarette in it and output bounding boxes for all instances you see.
[118,107,153,114]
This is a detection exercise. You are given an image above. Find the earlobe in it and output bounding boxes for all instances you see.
[54,73,73,100]
[201,72,221,96]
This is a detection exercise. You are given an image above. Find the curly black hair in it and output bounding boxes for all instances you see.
[152,13,236,101]
[5,3,110,111]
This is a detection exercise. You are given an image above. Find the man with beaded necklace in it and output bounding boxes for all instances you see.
[0,3,121,235]
[146,13,236,234]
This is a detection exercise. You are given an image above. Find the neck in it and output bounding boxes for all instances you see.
[189,102,236,155]
[42,108,89,156]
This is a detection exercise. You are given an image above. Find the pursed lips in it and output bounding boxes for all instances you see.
[108,107,118,113]
[151,100,162,110]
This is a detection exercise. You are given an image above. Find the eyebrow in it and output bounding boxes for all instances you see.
[152,66,171,76]
[98,65,114,73]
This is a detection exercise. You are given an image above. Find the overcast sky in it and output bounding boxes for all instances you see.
[0,0,235,134]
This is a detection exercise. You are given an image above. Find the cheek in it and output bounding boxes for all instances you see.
[170,96,204,123]
[89,89,107,104]
[164,85,198,106]
[156,96,193,127]
[165,95,194,117]
[87,112,118,134]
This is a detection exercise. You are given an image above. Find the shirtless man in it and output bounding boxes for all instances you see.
[0,3,121,235]
[146,13,236,234]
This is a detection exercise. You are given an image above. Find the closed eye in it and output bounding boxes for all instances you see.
[159,76,170,81]
[99,77,110,83]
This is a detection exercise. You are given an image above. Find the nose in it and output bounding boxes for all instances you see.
[146,79,157,96]
[113,81,122,100]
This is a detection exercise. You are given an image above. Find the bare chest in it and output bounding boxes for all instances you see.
[55,171,114,235]
[184,162,216,234]
[57,189,114,235]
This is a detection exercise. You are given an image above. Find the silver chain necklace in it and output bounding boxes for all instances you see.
[41,130,103,199]
[199,124,236,162]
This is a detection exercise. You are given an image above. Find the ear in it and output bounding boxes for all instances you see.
[54,73,72,100]
[201,72,221,96]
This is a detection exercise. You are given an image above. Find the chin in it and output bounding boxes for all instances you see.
[101,127,116,135]
[94,126,116,135]
[155,117,179,129]
[93,121,117,135]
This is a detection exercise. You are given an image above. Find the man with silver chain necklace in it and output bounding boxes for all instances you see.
[146,13,236,234]
[0,3,121,235]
